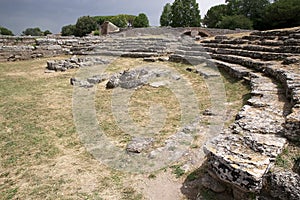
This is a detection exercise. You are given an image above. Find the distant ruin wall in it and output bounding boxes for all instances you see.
[0,36,105,61]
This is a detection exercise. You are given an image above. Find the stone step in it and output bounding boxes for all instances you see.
[242,35,277,41]
[204,132,287,193]
[200,28,300,197]
[120,52,162,58]
[207,47,294,61]
[209,38,249,45]
[250,28,300,37]
[177,45,207,52]
[202,42,300,54]
[174,49,211,58]
[202,42,279,52]
[169,54,208,65]
[209,53,275,72]
[94,43,168,49]
[93,47,169,55]
[87,51,163,58]
[204,72,289,193]
[209,59,253,79]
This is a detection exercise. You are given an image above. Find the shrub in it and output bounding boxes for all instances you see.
[0,26,14,36]
[61,24,76,36]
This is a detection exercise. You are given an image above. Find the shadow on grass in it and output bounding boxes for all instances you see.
[180,161,234,200]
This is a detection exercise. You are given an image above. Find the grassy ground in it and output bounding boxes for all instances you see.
[0,57,250,199]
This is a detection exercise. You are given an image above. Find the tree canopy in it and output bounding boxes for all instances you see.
[263,0,300,29]
[22,27,44,36]
[160,0,201,27]
[218,15,253,30]
[74,16,97,37]
[132,13,149,28]
[43,30,52,36]
[61,13,149,37]
[0,26,14,36]
[203,0,300,30]
[93,14,136,28]
[160,3,172,27]
[171,0,201,27]
[203,5,228,28]
[61,24,76,36]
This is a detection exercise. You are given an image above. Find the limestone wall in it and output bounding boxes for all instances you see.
[0,35,105,61]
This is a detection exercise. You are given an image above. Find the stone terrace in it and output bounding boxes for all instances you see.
[0,27,249,62]
[199,28,300,199]
[169,27,300,199]
[1,26,299,199]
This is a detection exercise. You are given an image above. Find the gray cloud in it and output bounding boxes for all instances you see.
[0,0,225,35]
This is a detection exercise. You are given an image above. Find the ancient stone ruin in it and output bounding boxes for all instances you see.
[1,26,299,199]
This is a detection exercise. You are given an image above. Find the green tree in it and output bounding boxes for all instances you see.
[0,26,14,36]
[133,13,149,28]
[93,15,136,28]
[226,0,270,29]
[74,16,97,37]
[61,24,76,36]
[203,4,228,28]
[43,30,52,36]
[22,27,44,36]
[171,0,201,27]
[124,15,136,27]
[93,16,112,25]
[110,15,128,28]
[160,3,172,26]
[264,0,300,29]
[226,0,242,15]
[218,15,253,30]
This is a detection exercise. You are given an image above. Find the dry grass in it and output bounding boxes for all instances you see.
[0,57,250,199]
[95,58,212,149]
[0,57,141,200]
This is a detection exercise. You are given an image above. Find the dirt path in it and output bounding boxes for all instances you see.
[133,171,185,200]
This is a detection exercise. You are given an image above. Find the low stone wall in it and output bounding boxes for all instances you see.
[0,35,105,61]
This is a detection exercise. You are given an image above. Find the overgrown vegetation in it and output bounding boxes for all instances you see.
[203,0,300,30]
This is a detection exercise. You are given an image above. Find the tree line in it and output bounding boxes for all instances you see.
[1,0,298,36]
[161,0,300,30]
[0,26,52,36]
[0,13,149,37]
[61,13,149,37]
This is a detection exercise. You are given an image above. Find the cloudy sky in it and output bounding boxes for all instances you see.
[0,0,225,35]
